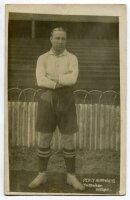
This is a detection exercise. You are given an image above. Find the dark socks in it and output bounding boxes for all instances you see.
[37,147,51,172]
[63,148,75,174]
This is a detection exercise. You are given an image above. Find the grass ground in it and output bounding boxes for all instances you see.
[9,147,120,194]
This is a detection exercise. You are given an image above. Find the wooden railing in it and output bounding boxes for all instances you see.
[8,88,120,151]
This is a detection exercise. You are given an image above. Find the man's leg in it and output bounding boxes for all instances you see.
[28,132,53,188]
[62,134,85,191]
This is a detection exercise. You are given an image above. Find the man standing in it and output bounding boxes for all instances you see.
[28,27,85,191]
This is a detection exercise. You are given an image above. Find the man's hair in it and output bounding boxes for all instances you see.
[50,27,67,37]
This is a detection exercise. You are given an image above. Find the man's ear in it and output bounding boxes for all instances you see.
[50,36,52,43]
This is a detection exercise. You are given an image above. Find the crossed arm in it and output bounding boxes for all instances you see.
[36,55,79,89]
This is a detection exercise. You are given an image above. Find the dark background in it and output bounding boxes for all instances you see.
[8,13,120,91]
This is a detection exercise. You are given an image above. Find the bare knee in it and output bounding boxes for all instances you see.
[37,132,53,148]
[62,134,75,150]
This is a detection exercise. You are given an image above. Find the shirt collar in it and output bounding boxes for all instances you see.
[48,49,67,56]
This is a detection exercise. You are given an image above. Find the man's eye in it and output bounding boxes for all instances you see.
[55,37,65,40]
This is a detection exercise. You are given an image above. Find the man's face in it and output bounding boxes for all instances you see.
[50,30,66,52]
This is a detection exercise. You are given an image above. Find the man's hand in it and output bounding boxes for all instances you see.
[55,83,63,88]
[46,74,63,88]
[47,74,59,82]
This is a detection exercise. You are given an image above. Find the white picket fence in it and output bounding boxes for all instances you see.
[8,88,120,151]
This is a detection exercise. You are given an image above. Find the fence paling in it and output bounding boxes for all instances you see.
[31,102,35,147]
[94,104,98,150]
[8,102,12,146]
[58,128,62,150]
[20,102,25,146]
[76,104,80,149]
[8,102,120,150]
[97,104,101,149]
[29,102,33,147]
[51,129,57,150]
[104,105,109,149]
[86,104,90,150]
[12,102,15,147]
[83,105,88,150]
[27,102,30,148]
[24,102,28,147]
[79,104,84,150]
[19,103,22,146]
[28,102,31,147]
[33,103,37,146]
[78,105,81,149]
[15,102,19,146]
[91,104,95,150]
[73,131,77,149]
[99,104,105,150]
[110,105,115,150]
[53,128,59,150]
[113,106,117,150]
[89,104,93,150]
[35,103,38,146]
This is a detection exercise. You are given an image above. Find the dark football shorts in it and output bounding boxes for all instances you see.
[36,87,78,134]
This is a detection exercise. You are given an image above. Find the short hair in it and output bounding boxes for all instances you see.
[50,27,67,37]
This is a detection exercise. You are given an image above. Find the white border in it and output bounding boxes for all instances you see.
[0,1,129,200]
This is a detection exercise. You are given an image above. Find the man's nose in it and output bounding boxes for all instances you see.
[58,39,63,43]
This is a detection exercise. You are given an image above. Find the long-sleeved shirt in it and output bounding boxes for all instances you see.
[36,49,79,89]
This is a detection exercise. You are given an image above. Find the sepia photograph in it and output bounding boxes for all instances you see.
[5,4,126,195]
